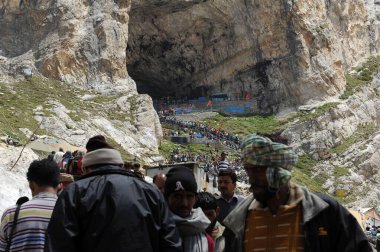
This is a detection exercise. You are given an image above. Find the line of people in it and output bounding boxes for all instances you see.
[0,134,374,251]
[48,148,84,177]
[161,117,240,146]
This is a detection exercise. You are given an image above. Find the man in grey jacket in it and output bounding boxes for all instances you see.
[223,133,371,252]
[165,166,213,252]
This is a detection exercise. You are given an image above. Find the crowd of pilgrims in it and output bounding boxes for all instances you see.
[167,150,249,184]
[161,117,241,150]
[0,134,376,252]
[1,135,247,252]
[46,145,250,188]
[47,149,84,177]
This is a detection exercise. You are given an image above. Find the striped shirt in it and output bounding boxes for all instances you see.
[0,192,57,252]
[217,160,229,170]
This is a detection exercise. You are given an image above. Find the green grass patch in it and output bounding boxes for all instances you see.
[158,139,238,160]
[106,137,136,161]
[0,76,132,144]
[333,165,349,178]
[201,114,284,135]
[340,75,367,99]
[335,185,371,205]
[87,93,122,104]
[294,155,318,175]
[0,80,48,142]
[340,56,380,99]
[159,140,214,156]
[292,168,327,193]
[297,102,340,122]
[129,95,138,123]
[292,155,326,193]
[292,156,355,203]
[158,139,178,159]
[105,95,138,123]
[67,112,82,122]
[331,123,377,154]
[107,109,128,121]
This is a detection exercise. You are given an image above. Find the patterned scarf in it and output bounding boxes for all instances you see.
[241,134,297,189]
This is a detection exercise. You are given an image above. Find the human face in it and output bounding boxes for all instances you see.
[203,208,217,222]
[168,191,196,218]
[244,163,276,203]
[203,208,219,233]
[217,175,235,199]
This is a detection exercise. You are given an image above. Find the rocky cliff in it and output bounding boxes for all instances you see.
[0,0,163,162]
[1,0,131,90]
[127,0,380,114]
[282,68,380,208]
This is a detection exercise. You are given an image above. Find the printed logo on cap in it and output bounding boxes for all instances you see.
[175,181,185,191]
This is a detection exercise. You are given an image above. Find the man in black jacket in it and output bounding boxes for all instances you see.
[44,135,181,252]
[223,134,372,252]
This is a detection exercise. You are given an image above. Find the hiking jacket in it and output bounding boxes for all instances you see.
[223,185,372,252]
[44,166,181,252]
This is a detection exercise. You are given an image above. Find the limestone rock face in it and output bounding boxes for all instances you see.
[32,93,163,163]
[282,74,380,208]
[127,0,379,113]
[0,0,132,90]
[283,76,380,156]
[0,0,163,162]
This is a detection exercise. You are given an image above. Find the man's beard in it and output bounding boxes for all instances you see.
[250,184,277,204]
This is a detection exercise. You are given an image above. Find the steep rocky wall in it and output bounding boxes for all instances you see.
[127,0,379,113]
[0,0,163,162]
[283,79,380,156]
[0,0,132,91]
[282,73,380,207]
[365,0,380,53]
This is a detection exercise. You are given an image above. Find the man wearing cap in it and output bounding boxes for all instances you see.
[223,134,372,252]
[165,166,214,252]
[45,135,181,252]
[57,173,74,195]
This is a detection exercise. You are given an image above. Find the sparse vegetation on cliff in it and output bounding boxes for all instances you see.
[0,76,135,146]
[297,102,340,122]
[292,155,326,193]
[0,76,94,142]
[341,56,380,99]
[158,139,219,159]
[331,123,377,154]
[201,114,284,135]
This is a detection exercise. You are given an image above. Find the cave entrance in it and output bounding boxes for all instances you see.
[126,10,206,101]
